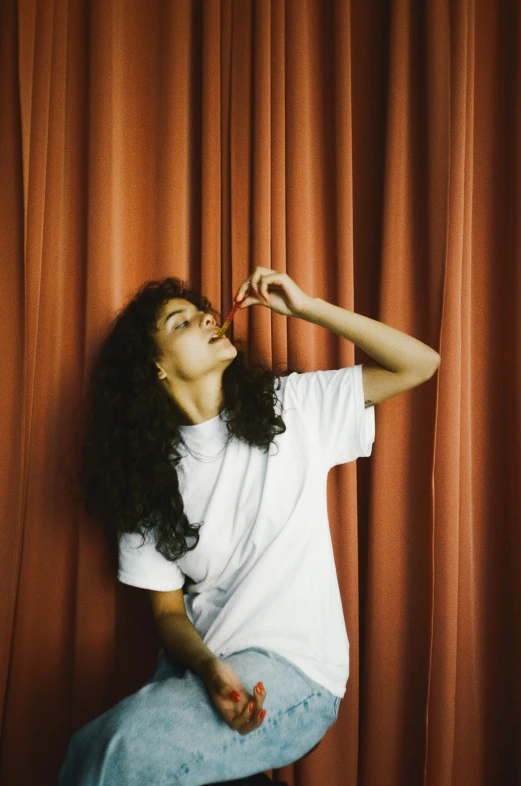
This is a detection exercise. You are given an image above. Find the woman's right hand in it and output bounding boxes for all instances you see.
[200,657,267,735]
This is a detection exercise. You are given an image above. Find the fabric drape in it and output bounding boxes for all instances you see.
[0,1,519,785]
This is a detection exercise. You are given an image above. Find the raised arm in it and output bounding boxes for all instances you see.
[299,297,440,406]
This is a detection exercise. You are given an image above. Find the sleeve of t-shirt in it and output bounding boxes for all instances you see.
[117,529,186,591]
[284,364,375,469]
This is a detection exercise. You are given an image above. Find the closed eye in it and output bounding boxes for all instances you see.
[171,308,217,331]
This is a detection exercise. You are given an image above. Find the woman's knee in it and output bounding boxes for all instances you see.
[69,694,150,761]
[64,700,171,784]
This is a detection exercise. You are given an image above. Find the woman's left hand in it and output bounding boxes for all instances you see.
[235,266,312,318]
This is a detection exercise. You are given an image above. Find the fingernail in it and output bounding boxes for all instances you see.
[260,709,267,720]
[257,682,265,693]
[230,690,241,702]
[249,702,255,712]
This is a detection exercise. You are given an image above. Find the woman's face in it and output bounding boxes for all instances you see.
[153,297,237,383]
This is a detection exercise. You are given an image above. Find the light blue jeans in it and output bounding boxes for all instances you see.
[57,647,341,785]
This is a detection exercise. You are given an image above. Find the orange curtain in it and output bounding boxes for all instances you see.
[1,1,519,785]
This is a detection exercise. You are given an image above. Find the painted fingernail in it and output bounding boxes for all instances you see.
[230,690,241,702]
[260,709,267,721]
[257,682,265,693]
[249,702,255,712]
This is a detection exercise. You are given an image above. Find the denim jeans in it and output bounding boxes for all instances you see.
[57,647,341,786]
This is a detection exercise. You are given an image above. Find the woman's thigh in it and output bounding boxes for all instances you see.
[57,647,341,786]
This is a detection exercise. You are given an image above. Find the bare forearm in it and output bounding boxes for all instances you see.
[155,613,217,680]
[298,297,440,376]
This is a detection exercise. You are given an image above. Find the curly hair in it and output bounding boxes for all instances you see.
[73,276,300,567]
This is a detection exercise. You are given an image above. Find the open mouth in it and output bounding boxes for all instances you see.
[209,333,224,343]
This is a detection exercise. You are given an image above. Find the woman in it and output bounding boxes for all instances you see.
[58,267,440,785]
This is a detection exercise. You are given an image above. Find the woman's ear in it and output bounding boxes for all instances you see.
[155,361,167,380]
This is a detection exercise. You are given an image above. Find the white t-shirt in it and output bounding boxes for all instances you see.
[117,364,375,698]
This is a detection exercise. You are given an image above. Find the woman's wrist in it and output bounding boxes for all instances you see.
[196,654,221,683]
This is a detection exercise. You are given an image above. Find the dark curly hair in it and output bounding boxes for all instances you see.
[73,276,300,568]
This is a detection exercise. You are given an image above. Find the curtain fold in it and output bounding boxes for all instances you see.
[0,1,519,785]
